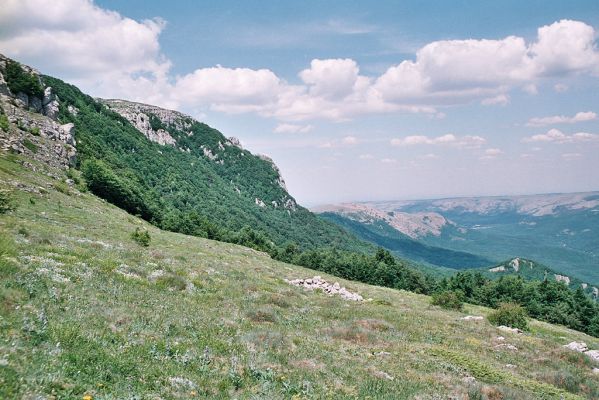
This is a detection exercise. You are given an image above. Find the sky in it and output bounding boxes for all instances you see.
[1,1,599,206]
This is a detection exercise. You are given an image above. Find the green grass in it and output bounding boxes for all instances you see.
[1,153,599,399]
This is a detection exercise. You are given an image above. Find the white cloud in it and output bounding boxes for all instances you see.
[481,94,510,106]
[480,148,503,160]
[341,135,359,145]
[359,154,374,160]
[526,111,597,127]
[522,84,538,95]
[522,128,599,143]
[554,83,569,92]
[0,0,172,105]
[562,152,582,160]
[381,158,397,164]
[2,4,599,122]
[390,134,485,148]
[273,123,313,134]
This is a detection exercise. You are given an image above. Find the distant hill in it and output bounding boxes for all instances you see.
[319,211,492,272]
[314,193,599,282]
[476,257,598,297]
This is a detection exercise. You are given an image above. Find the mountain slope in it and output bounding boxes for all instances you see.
[41,72,366,251]
[1,151,598,399]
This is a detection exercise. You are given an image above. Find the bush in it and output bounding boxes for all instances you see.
[0,114,9,132]
[131,228,151,247]
[82,159,157,221]
[4,60,44,98]
[488,303,528,330]
[22,139,38,153]
[0,189,15,214]
[431,290,464,310]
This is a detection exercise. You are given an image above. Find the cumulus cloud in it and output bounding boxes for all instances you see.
[2,2,599,122]
[381,158,397,164]
[359,154,374,160]
[273,123,313,134]
[480,148,503,160]
[526,111,597,127]
[481,94,510,106]
[341,135,359,145]
[562,152,582,160]
[522,128,599,143]
[390,134,485,148]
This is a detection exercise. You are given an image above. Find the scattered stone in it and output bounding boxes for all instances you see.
[286,276,364,301]
[505,364,516,369]
[372,370,394,381]
[460,315,483,321]
[462,376,476,384]
[497,325,523,334]
[593,368,599,374]
[168,376,197,390]
[585,350,599,362]
[494,343,518,351]
[495,336,505,341]
[374,351,391,357]
[564,341,588,353]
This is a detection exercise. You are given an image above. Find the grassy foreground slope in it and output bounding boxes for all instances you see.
[1,156,599,399]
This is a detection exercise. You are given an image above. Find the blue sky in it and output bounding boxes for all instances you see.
[2,1,599,205]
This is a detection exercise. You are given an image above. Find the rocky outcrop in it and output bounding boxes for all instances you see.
[286,276,364,301]
[101,99,180,146]
[554,274,571,285]
[563,342,599,363]
[0,54,76,169]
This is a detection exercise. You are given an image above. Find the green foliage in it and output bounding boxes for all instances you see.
[81,159,158,222]
[22,139,38,153]
[431,290,464,310]
[0,114,9,132]
[148,113,166,131]
[487,303,528,330]
[4,60,44,98]
[131,227,151,247]
[0,189,15,214]
[29,126,40,136]
[42,75,367,253]
[439,271,599,337]
[53,181,70,195]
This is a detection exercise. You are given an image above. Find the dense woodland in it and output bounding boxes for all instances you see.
[11,72,593,338]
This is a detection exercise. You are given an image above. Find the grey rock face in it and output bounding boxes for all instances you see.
[100,99,180,146]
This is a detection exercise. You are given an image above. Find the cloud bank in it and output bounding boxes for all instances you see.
[1,1,599,122]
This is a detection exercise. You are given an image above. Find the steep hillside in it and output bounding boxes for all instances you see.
[2,151,599,399]
[317,194,599,282]
[0,53,366,253]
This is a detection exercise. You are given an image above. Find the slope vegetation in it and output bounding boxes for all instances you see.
[2,141,599,399]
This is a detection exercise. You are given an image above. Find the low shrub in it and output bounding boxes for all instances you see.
[487,302,528,330]
[22,139,38,153]
[0,114,9,132]
[0,189,15,214]
[131,227,151,247]
[431,290,464,311]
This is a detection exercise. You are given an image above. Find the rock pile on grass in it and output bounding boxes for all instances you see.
[286,276,363,301]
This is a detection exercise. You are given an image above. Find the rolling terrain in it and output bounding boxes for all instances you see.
[2,144,599,399]
[316,194,599,283]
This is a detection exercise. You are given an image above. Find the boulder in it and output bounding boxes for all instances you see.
[563,342,588,353]
[585,349,599,362]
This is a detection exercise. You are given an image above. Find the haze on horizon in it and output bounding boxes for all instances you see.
[1,0,598,205]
